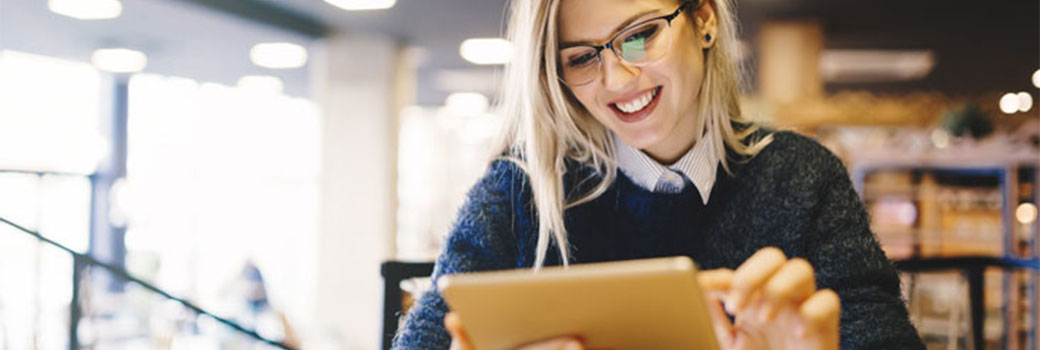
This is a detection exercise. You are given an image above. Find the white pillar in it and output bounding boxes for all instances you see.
[309,31,403,350]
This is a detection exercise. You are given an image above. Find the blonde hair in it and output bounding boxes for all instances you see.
[493,0,772,268]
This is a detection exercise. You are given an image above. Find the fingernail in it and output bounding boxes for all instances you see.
[564,340,583,350]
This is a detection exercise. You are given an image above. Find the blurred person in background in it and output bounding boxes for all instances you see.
[393,0,924,349]
[221,261,300,349]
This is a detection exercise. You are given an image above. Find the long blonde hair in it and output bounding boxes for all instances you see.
[493,0,772,268]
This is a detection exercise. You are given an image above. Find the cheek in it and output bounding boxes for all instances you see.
[669,49,705,102]
[570,87,610,121]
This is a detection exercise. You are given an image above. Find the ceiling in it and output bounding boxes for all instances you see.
[0,0,315,96]
[2,0,1037,104]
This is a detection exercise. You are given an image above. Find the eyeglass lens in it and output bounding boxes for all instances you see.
[560,19,670,85]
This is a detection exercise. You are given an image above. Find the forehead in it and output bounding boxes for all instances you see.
[557,0,674,43]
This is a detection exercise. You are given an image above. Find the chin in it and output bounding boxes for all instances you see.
[615,127,667,151]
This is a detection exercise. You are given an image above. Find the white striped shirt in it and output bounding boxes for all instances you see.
[613,133,719,204]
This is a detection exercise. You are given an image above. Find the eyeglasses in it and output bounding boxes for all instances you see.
[557,1,698,86]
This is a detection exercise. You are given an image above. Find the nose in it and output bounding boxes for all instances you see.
[600,49,639,91]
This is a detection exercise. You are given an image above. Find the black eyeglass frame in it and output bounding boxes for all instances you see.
[557,0,702,86]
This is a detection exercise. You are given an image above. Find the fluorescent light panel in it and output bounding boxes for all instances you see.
[820,50,934,83]
[460,38,513,65]
[250,43,308,69]
[48,0,122,20]
[324,0,396,11]
[91,48,147,73]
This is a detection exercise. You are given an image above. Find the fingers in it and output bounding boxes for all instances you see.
[706,299,735,349]
[762,258,816,321]
[727,247,786,313]
[445,312,474,350]
[698,268,734,292]
[700,269,735,349]
[699,269,736,349]
[799,289,841,337]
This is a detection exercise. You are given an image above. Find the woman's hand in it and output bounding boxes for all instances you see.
[698,247,841,350]
[444,312,585,350]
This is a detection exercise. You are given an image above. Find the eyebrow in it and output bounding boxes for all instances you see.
[559,9,662,49]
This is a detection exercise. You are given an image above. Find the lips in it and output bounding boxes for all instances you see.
[608,86,662,124]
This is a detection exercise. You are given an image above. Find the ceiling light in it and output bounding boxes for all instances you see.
[237,75,284,94]
[445,92,489,115]
[324,0,396,11]
[999,93,1019,114]
[819,50,934,83]
[1033,69,1040,89]
[1017,203,1037,225]
[48,0,122,20]
[1016,92,1033,112]
[91,48,147,73]
[460,38,513,65]
[250,43,308,69]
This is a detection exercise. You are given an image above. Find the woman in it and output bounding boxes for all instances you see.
[393,0,924,349]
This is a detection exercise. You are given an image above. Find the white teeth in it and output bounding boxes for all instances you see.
[616,89,657,114]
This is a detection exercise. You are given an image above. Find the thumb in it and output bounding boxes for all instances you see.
[445,312,475,350]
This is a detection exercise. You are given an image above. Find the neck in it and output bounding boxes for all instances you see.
[644,124,700,165]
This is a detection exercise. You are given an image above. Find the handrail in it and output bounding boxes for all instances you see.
[0,216,295,350]
[894,256,1040,350]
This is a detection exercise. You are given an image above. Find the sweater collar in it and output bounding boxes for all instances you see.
[613,132,719,204]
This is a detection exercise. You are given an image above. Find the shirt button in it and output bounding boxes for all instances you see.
[665,171,683,186]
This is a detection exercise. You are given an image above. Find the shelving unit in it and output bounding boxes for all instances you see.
[850,153,1039,350]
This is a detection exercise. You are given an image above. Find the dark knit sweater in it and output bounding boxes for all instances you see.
[392,131,924,350]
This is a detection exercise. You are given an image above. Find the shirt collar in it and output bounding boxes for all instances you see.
[613,133,719,204]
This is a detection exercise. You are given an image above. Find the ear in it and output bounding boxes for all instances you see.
[692,0,718,49]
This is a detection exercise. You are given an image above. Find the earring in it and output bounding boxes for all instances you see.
[704,34,713,43]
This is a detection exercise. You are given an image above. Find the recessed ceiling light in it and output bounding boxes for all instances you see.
[999,93,1019,114]
[237,75,284,94]
[91,48,147,73]
[460,38,513,65]
[324,0,396,11]
[48,0,122,20]
[1033,69,1040,89]
[1016,92,1033,113]
[250,43,308,69]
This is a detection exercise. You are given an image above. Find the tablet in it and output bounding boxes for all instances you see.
[438,256,718,350]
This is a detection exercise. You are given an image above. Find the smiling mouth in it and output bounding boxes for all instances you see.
[609,86,662,123]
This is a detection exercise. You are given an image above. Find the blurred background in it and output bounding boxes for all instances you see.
[0,0,1036,349]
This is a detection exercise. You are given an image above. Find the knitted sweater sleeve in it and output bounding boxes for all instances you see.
[391,160,524,350]
[807,151,925,350]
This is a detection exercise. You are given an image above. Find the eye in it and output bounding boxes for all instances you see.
[623,25,659,43]
[566,51,599,68]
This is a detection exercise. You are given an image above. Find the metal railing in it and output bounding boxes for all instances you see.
[0,216,295,350]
